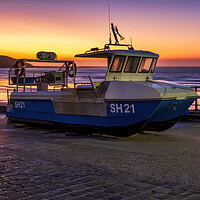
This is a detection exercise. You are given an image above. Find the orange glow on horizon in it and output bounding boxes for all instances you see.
[2,52,200,67]
[157,58,200,67]
[0,1,200,67]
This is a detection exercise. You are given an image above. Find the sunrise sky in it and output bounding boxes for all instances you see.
[0,0,200,66]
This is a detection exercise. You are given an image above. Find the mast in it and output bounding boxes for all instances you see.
[105,22,134,50]
[111,23,119,44]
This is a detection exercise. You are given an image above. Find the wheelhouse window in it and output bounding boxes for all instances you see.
[150,58,158,73]
[110,56,125,72]
[139,58,153,73]
[124,57,140,73]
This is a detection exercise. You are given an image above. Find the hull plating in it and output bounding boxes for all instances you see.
[143,99,195,131]
[6,99,161,136]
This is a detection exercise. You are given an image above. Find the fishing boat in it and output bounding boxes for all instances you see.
[6,23,199,136]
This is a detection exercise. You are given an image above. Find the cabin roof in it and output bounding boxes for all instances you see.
[75,50,159,58]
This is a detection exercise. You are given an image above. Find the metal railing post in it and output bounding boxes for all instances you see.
[7,90,10,104]
[195,86,198,111]
[73,62,76,88]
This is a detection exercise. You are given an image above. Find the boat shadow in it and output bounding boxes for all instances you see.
[11,122,178,142]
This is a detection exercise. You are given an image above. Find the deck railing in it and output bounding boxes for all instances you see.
[8,59,77,92]
[190,86,200,111]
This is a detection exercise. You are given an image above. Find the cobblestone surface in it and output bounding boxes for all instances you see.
[2,147,199,200]
[1,114,200,199]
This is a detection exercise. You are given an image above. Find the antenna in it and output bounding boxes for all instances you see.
[108,3,112,44]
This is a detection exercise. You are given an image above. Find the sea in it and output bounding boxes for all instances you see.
[0,66,200,106]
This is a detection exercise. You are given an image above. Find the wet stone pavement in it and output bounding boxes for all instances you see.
[0,148,180,200]
[1,114,200,200]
